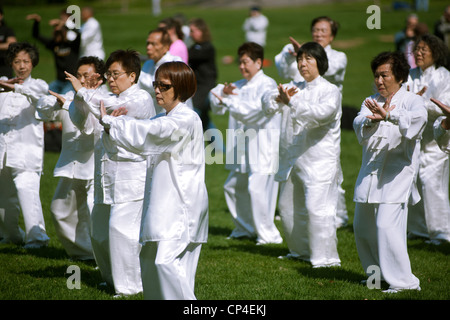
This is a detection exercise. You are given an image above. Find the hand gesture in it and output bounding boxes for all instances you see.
[85,73,103,89]
[0,78,22,91]
[364,93,396,122]
[26,14,41,22]
[289,36,302,56]
[406,85,427,96]
[276,84,297,105]
[65,71,82,92]
[431,98,450,130]
[210,91,224,105]
[222,82,237,95]
[49,90,66,107]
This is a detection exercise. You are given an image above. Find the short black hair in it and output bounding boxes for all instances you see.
[77,56,106,84]
[371,51,410,83]
[297,41,329,76]
[238,42,264,65]
[105,49,141,83]
[6,42,39,67]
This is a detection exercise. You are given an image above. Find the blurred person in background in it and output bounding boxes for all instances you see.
[0,6,17,78]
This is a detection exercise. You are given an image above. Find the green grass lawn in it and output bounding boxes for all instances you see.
[0,0,449,302]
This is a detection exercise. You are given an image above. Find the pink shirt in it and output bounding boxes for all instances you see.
[170,39,188,63]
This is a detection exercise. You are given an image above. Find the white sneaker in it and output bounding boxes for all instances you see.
[382,286,421,294]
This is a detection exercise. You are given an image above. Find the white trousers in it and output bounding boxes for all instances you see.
[354,202,420,290]
[50,177,94,260]
[90,201,143,295]
[0,166,49,245]
[278,172,340,267]
[408,145,450,242]
[140,240,202,300]
[224,171,282,244]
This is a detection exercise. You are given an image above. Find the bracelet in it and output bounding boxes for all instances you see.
[384,111,390,122]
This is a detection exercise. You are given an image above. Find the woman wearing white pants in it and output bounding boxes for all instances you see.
[100,62,208,300]
[68,49,155,296]
[353,51,426,292]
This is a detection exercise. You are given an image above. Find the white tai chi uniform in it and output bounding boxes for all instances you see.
[79,16,105,60]
[242,13,269,47]
[210,70,282,245]
[275,43,348,227]
[102,102,208,300]
[138,52,193,114]
[353,86,426,291]
[405,65,450,243]
[434,116,450,153]
[263,76,342,267]
[36,90,104,259]
[70,84,155,295]
[0,76,50,246]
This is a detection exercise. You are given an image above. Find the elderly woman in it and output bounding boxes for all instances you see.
[67,49,155,297]
[209,42,282,245]
[405,34,450,245]
[275,16,348,228]
[263,42,342,268]
[35,56,106,260]
[100,61,208,300]
[0,42,50,248]
[353,51,426,293]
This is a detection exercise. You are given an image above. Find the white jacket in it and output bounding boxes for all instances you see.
[70,84,156,204]
[405,65,450,146]
[353,87,427,204]
[80,17,105,60]
[242,14,269,47]
[434,116,450,154]
[36,89,106,180]
[262,76,342,183]
[209,70,280,174]
[275,44,347,93]
[0,76,48,171]
[102,102,208,243]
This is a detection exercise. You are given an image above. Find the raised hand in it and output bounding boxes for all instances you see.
[365,93,396,122]
[49,90,66,107]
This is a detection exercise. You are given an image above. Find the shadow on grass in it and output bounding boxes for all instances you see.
[295,265,367,287]
[408,239,450,256]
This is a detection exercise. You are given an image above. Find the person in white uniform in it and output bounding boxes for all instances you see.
[274,16,348,228]
[242,6,269,47]
[353,51,426,293]
[405,34,450,245]
[432,98,450,153]
[210,42,282,245]
[79,7,105,60]
[100,61,208,300]
[35,56,106,260]
[67,49,155,297]
[263,42,342,267]
[0,42,50,248]
[138,27,194,115]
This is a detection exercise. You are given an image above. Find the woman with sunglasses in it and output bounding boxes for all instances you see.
[67,49,155,297]
[405,34,450,245]
[100,61,208,300]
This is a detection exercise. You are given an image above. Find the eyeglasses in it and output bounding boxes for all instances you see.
[153,81,173,92]
[104,71,127,80]
[413,46,431,54]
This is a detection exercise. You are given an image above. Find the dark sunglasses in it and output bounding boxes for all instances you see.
[153,81,173,92]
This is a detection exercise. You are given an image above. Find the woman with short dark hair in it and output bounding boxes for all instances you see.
[353,51,427,293]
[100,61,208,300]
[405,34,450,245]
[263,41,342,268]
[66,48,156,297]
[0,42,50,248]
